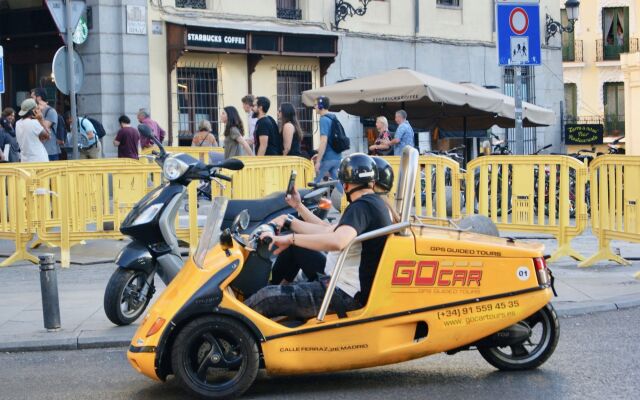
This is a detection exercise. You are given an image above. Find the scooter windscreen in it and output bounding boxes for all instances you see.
[193,197,228,268]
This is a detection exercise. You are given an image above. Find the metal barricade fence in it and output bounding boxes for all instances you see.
[0,168,38,267]
[465,156,588,262]
[380,156,463,222]
[140,146,224,163]
[579,155,640,267]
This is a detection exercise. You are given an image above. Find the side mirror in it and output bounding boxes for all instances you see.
[232,209,250,232]
[138,124,154,139]
[216,158,244,171]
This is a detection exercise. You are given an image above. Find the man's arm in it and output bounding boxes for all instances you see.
[315,136,328,171]
[268,225,357,255]
[257,135,268,156]
[387,126,404,145]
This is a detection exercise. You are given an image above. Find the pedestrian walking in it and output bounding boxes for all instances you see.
[65,112,101,159]
[382,110,415,156]
[368,116,392,156]
[278,102,303,157]
[221,106,252,159]
[191,120,218,147]
[137,109,166,149]
[113,115,140,159]
[313,96,343,190]
[0,107,20,162]
[31,88,61,161]
[241,95,258,151]
[15,99,49,163]
[252,96,282,156]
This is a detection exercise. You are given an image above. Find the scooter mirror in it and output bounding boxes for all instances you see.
[138,124,153,139]
[216,158,245,171]
[232,209,250,232]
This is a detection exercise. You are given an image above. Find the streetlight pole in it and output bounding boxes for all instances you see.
[65,0,79,159]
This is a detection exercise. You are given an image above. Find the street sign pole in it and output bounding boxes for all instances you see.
[514,66,524,155]
[66,0,79,159]
[0,46,4,112]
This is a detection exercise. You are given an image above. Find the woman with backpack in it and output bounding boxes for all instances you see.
[278,102,302,157]
[191,120,218,147]
[220,106,252,159]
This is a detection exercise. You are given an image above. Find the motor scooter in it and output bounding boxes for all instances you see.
[104,130,334,326]
[127,147,559,399]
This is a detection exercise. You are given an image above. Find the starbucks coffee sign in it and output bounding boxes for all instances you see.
[186,27,247,50]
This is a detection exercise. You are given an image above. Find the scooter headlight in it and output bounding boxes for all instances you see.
[163,156,189,181]
[132,203,163,226]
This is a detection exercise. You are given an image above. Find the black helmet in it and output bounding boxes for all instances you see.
[372,157,394,193]
[338,153,378,186]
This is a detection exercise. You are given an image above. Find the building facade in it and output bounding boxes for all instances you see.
[1,0,565,158]
[561,0,639,154]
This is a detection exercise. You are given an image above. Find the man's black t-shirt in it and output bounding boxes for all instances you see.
[336,193,392,303]
[255,115,283,155]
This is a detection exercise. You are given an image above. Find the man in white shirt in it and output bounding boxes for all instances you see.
[15,99,49,163]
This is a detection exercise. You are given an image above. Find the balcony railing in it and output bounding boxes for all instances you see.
[596,39,630,61]
[563,40,583,62]
[604,114,625,136]
[277,0,302,20]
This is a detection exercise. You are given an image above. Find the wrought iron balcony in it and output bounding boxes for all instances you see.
[176,0,206,9]
[277,0,302,20]
[604,114,625,136]
[563,40,583,62]
[596,39,630,61]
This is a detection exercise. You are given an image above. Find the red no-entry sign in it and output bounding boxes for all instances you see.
[509,7,529,35]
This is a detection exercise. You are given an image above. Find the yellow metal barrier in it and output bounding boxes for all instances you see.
[466,156,588,262]
[579,155,640,267]
[378,156,462,222]
[140,146,224,163]
[0,167,38,267]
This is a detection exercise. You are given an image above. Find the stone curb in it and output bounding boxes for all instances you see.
[2,294,640,354]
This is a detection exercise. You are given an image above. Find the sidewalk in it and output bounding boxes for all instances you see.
[1,231,639,353]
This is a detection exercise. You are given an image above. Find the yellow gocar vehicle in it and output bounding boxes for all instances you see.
[127,148,558,399]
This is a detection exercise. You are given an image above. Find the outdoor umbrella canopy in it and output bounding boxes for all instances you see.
[302,69,555,131]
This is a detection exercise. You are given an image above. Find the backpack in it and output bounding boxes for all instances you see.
[83,116,107,139]
[326,114,350,153]
[44,107,67,142]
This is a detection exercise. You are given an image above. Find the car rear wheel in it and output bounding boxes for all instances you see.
[172,316,259,399]
[478,304,559,371]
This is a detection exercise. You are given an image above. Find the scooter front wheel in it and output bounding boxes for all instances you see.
[104,269,152,326]
[478,303,559,371]
[172,316,259,399]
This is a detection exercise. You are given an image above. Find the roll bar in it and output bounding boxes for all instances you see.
[316,221,411,321]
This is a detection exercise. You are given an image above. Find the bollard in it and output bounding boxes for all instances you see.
[38,254,61,331]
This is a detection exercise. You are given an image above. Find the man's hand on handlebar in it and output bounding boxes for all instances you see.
[269,215,288,232]
[259,231,292,255]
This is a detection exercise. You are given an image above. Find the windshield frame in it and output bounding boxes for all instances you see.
[193,197,228,269]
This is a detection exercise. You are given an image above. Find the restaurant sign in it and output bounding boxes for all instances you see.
[186,27,247,50]
[564,124,604,145]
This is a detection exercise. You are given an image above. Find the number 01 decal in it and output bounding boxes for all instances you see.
[516,266,531,281]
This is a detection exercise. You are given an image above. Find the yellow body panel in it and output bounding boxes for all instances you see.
[128,228,552,379]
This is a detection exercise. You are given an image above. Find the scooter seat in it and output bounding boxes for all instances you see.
[224,190,312,223]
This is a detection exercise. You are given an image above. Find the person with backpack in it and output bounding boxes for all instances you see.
[313,96,348,192]
[65,112,101,159]
[31,88,62,161]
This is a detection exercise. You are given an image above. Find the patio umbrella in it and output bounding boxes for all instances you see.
[302,68,555,131]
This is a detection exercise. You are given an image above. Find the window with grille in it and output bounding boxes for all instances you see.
[503,66,537,154]
[603,82,624,137]
[176,0,206,9]
[277,0,302,20]
[437,0,461,7]
[277,71,313,155]
[177,66,220,146]
[564,83,577,122]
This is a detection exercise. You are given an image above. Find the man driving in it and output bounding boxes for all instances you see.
[245,154,392,320]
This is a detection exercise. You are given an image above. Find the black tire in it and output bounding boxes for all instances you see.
[458,215,500,237]
[478,304,559,371]
[172,316,259,399]
[104,269,152,326]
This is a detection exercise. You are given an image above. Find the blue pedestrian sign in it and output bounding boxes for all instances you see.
[0,46,5,94]
[496,0,541,66]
